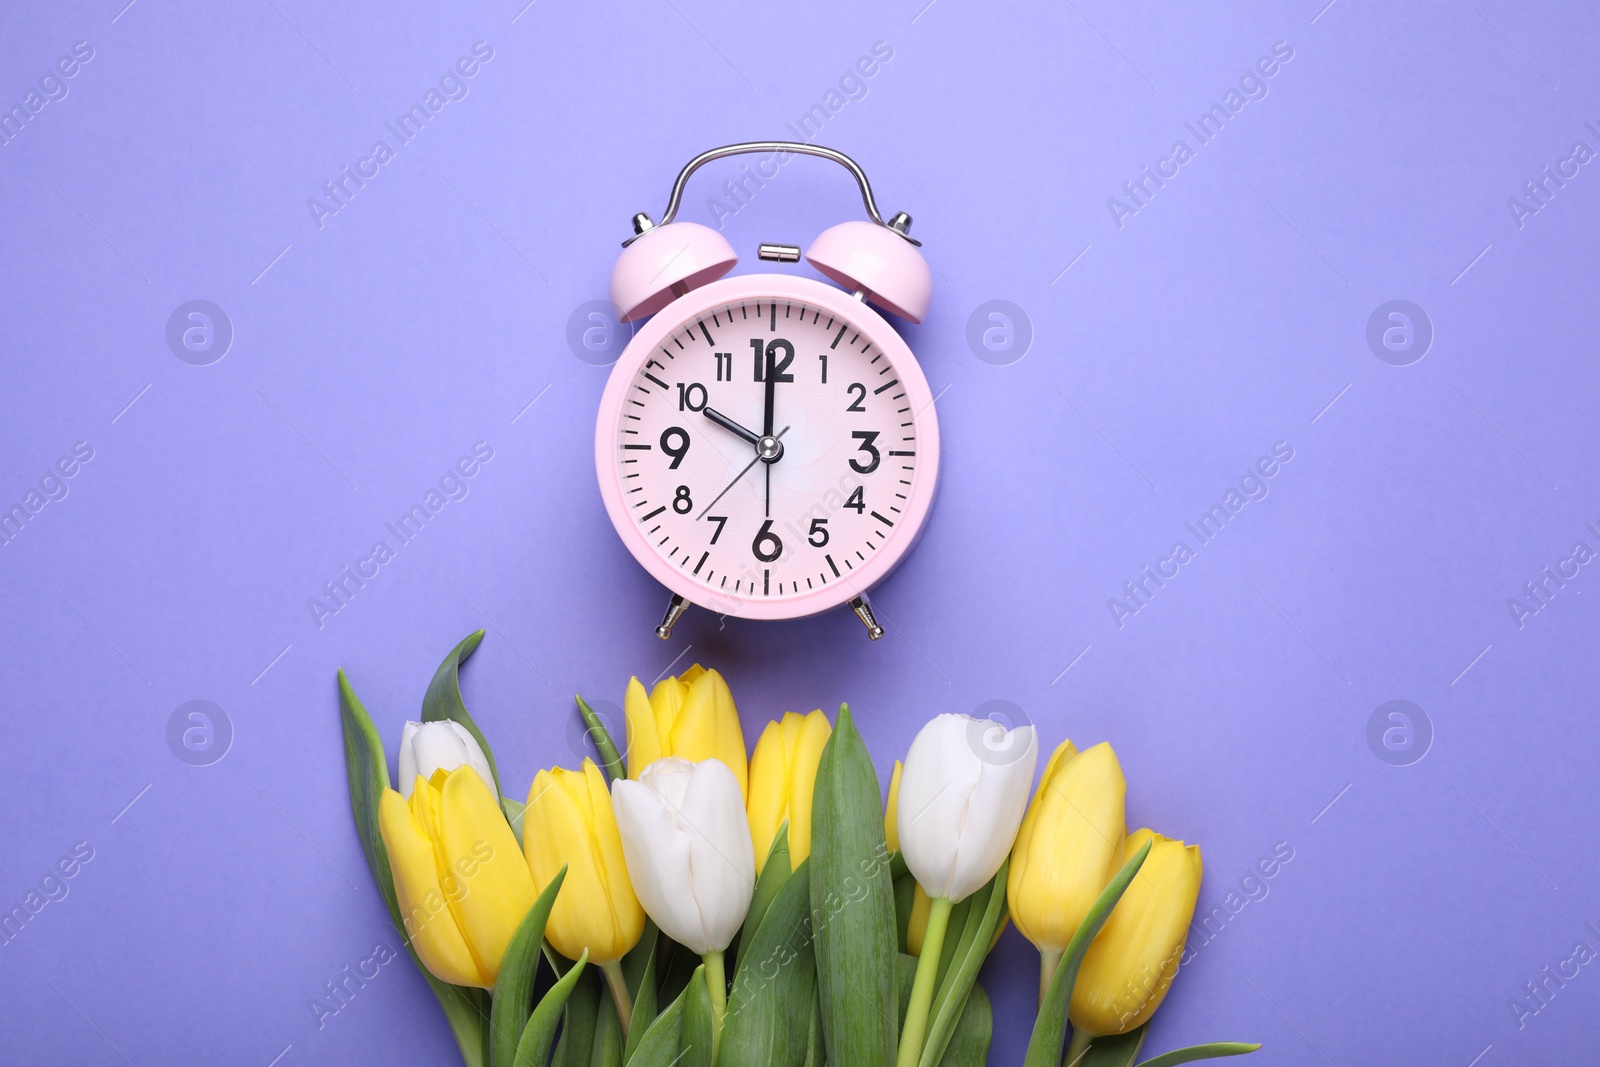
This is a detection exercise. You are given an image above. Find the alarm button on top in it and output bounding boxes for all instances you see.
[611,222,738,322]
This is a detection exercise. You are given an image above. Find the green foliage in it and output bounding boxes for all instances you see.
[809,705,898,1067]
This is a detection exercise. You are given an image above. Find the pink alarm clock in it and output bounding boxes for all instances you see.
[594,142,939,641]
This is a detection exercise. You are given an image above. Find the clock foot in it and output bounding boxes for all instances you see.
[655,594,690,640]
[849,596,885,641]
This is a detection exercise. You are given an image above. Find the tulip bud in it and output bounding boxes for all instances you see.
[896,713,1038,902]
[612,757,756,954]
[624,666,748,799]
[378,767,536,988]
[396,720,494,798]
[523,759,645,964]
[747,710,831,872]
[1007,741,1126,953]
[1070,829,1203,1036]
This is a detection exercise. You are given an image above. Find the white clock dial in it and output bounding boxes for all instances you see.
[615,297,924,604]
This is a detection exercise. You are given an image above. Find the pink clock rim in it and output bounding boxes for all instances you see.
[594,273,941,622]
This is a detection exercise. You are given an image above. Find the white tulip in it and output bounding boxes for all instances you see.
[611,757,755,954]
[896,713,1038,901]
[396,720,495,797]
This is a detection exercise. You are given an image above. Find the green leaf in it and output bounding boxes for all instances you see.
[623,920,659,995]
[809,704,898,1067]
[422,630,504,799]
[514,950,589,1067]
[1080,1025,1146,1067]
[1022,838,1153,1067]
[553,969,600,1067]
[490,867,568,1067]
[805,987,825,1067]
[722,857,816,1065]
[936,981,992,1067]
[576,693,626,781]
[657,935,700,1008]
[623,932,659,1064]
[743,822,793,955]
[918,861,1008,1067]
[592,984,624,1067]
[338,669,490,1067]
[1133,1042,1262,1067]
[627,981,687,1067]
[680,964,715,1067]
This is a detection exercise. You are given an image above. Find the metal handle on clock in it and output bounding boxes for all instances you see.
[624,142,919,246]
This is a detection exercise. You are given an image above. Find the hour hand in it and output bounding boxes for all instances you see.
[703,406,762,448]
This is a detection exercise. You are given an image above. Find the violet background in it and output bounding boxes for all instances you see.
[3,1,1598,1063]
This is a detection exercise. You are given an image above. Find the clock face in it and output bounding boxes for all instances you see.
[598,276,938,619]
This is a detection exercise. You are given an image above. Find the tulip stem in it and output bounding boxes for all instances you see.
[703,950,727,1058]
[600,959,633,1037]
[1038,946,1064,1009]
[1065,1027,1094,1065]
[896,894,954,1067]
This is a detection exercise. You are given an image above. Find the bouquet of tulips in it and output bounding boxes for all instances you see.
[337,632,1259,1066]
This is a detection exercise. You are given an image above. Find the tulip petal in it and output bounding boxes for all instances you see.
[787,711,831,866]
[398,721,422,796]
[897,715,984,898]
[522,760,645,964]
[378,788,487,988]
[524,767,608,962]
[676,757,757,952]
[945,726,1036,901]
[897,716,1039,902]
[438,766,537,986]
[447,721,496,796]
[648,673,690,749]
[674,668,748,799]
[583,760,646,954]
[613,772,709,953]
[747,721,789,874]
[1010,742,1125,952]
[884,759,903,854]
[625,677,665,780]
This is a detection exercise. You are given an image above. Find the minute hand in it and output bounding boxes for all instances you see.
[762,347,777,437]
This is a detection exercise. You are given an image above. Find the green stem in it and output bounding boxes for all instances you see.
[600,958,634,1037]
[896,895,954,1067]
[1065,1027,1095,1066]
[703,950,727,1061]
[1038,947,1064,1010]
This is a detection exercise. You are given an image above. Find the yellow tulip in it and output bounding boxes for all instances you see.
[624,665,748,798]
[747,710,831,872]
[523,759,645,965]
[1070,829,1203,1037]
[379,766,537,989]
[1007,741,1126,955]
